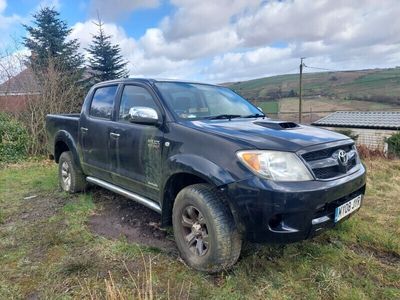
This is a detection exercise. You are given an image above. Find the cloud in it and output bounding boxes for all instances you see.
[71,20,136,51]
[0,0,23,31]
[139,27,240,61]
[234,0,400,49]
[71,20,136,71]
[161,0,260,41]
[0,0,25,53]
[88,0,160,21]
[70,0,400,82]
[204,46,296,82]
[71,19,194,78]
[0,0,5,12]
[36,0,61,10]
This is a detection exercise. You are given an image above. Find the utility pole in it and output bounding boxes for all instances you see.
[299,57,305,123]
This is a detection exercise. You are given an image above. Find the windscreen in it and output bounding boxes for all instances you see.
[155,82,262,120]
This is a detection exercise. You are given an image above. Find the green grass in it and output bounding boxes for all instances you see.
[228,67,400,109]
[258,101,279,114]
[0,159,399,299]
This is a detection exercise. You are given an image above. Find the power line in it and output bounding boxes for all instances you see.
[303,64,400,80]
[303,64,338,72]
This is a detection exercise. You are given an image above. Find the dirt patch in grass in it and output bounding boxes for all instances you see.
[3,193,70,260]
[349,243,400,266]
[3,193,66,225]
[21,194,66,221]
[87,188,177,253]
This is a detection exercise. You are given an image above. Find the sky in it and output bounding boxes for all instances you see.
[1,0,400,83]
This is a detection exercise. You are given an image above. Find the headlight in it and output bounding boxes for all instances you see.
[236,150,313,181]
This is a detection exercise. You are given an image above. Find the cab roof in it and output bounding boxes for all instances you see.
[94,78,219,86]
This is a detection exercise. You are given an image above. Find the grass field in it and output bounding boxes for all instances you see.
[228,67,400,101]
[267,97,400,122]
[227,68,400,113]
[278,97,398,113]
[0,159,399,299]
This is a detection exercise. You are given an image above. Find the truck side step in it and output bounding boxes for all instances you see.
[86,176,162,213]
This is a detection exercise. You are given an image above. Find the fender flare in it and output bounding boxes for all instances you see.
[160,154,239,226]
[162,153,236,190]
[54,130,82,168]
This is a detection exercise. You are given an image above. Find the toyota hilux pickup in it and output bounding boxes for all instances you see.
[46,79,366,272]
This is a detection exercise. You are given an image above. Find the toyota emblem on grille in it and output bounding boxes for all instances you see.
[337,149,348,166]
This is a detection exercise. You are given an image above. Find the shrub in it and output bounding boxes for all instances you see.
[386,132,400,157]
[356,144,385,160]
[334,129,359,141]
[0,113,28,163]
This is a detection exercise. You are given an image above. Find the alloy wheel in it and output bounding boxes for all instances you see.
[180,205,209,256]
[61,161,71,191]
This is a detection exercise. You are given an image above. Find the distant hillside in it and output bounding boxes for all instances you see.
[227,67,400,106]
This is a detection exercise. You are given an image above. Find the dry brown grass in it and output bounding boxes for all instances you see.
[79,253,192,300]
[357,144,386,159]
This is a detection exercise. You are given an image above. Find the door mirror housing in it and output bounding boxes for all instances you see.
[128,107,160,125]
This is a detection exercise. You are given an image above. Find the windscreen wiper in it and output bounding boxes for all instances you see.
[206,114,241,120]
[241,113,265,118]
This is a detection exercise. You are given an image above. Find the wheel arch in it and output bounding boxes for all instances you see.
[160,154,237,227]
[54,130,81,168]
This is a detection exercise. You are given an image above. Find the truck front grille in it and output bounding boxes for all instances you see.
[301,143,359,180]
[302,144,353,161]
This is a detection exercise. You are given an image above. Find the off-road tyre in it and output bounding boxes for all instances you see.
[172,183,242,273]
[58,151,87,193]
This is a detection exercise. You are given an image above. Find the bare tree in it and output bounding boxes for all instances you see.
[1,42,86,156]
[0,43,27,91]
[19,58,85,155]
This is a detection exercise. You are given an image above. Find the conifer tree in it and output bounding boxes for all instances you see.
[86,17,129,82]
[23,7,84,75]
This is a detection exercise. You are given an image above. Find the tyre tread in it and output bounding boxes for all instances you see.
[173,183,242,273]
[59,151,87,193]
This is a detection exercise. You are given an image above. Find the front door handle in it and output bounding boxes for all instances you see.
[80,127,88,133]
[110,132,120,138]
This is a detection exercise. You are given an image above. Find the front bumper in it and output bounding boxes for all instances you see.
[223,164,366,243]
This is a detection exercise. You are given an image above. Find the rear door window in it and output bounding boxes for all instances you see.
[90,85,118,119]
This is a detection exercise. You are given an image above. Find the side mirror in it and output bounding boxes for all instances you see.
[128,107,160,125]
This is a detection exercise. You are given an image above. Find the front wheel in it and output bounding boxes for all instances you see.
[172,184,242,273]
[58,151,87,193]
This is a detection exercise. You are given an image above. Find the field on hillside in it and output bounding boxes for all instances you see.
[0,159,399,299]
[279,97,398,113]
[227,68,400,113]
[268,97,400,122]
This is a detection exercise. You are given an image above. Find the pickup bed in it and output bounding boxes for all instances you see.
[46,78,366,272]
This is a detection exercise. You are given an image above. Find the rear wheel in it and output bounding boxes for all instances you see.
[172,184,242,273]
[58,151,87,193]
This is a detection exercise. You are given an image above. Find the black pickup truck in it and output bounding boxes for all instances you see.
[46,79,366,272]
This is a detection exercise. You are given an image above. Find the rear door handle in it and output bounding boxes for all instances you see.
[110,132,120,138]
[80,127,88,133]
